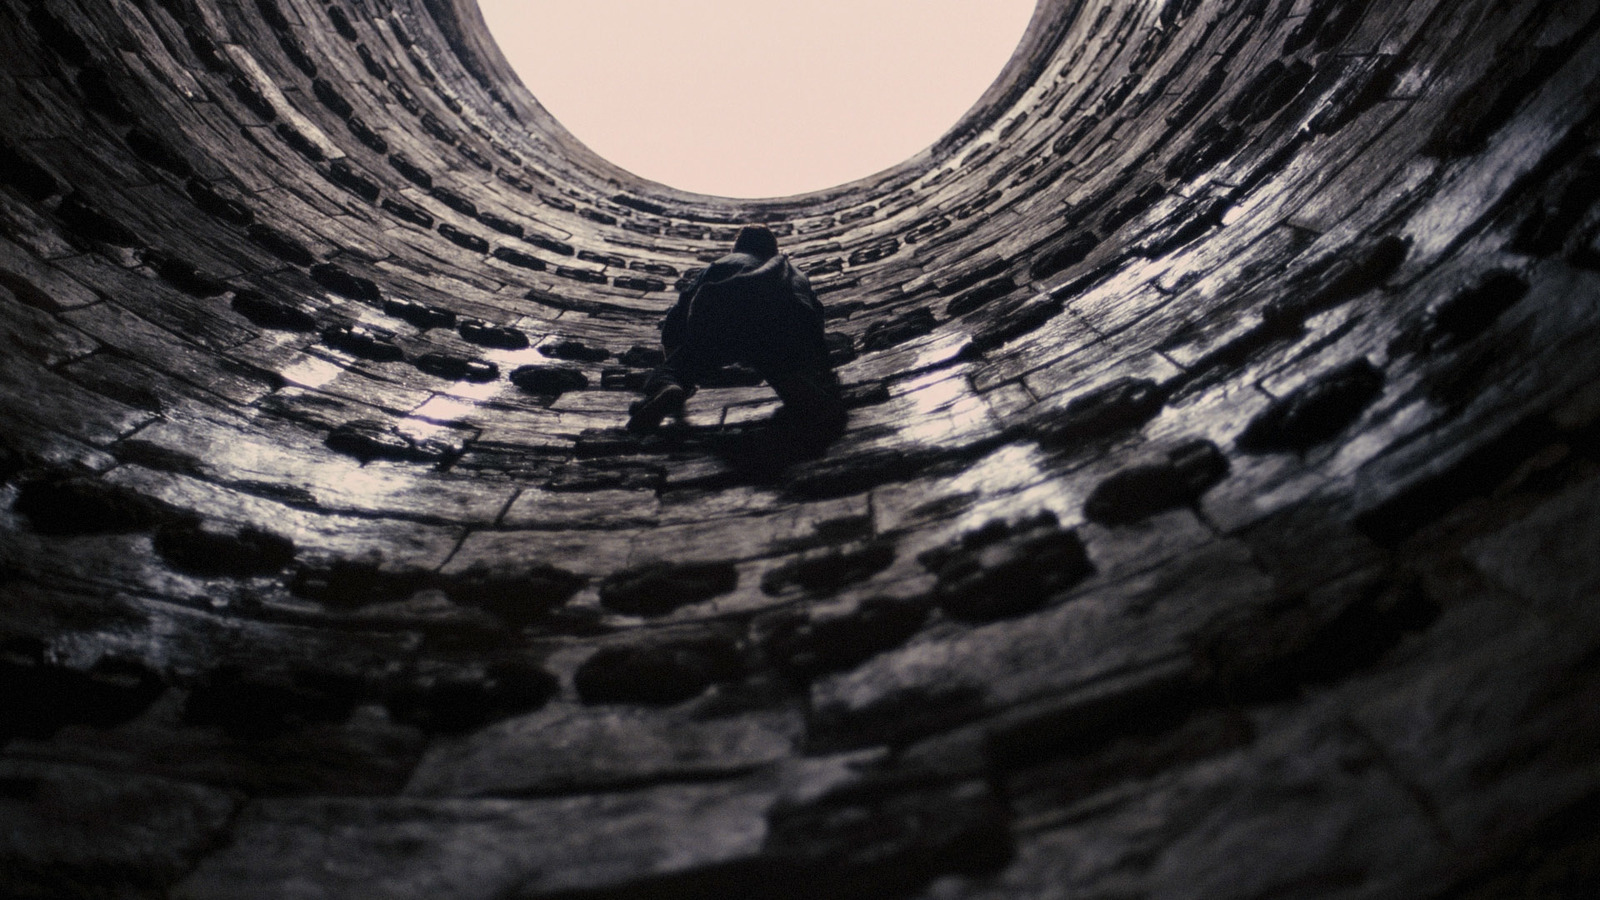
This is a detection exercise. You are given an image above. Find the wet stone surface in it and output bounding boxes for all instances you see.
[0,759,239,896]
[439,564,588,626]
[598,561,739,616]
[760,541,897,597]
[385,298,457,330]
[861,307,938,351]
[1432,269,1532,341]
[539,339,611,363]
[1029,376,1168,447]
[322,324,404,362]
[231,290,317,331]
[459,319,529,349]
[12,475,182,535]
[574,634,745,706]
[617,345,666,368]
[920,513,1095,621]
[324,420,456,464]
[1,645,166,740]
[386,661,562,734]
[2,0,1599,896]
[152,521,296,577]
[763,778,1014,893]
[311,263,382,304]
[753,595,931,681]
[509,365,590,396]
[1084,440,1231,526]
[1238,359,1386,453]
[416,352,499,382]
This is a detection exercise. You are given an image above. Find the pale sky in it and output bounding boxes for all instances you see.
[477,1,1036,198]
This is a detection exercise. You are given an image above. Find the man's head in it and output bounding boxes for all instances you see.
[732,225,779,260]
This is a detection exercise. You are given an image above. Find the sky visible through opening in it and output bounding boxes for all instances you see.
[478,1,1037,199]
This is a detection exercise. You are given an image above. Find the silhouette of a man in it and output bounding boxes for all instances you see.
[627,225,843,433]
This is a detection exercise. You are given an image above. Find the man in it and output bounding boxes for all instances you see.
[626,225,845,433]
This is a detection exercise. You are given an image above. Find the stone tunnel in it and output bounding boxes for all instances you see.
[2,0,1599,896]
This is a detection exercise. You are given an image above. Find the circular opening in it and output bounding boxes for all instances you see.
[479,0,1037,198]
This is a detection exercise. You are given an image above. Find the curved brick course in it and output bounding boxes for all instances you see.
[1,0,1599,896]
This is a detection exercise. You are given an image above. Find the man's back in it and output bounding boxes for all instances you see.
[627,225,843,433]
[663,250,824,363]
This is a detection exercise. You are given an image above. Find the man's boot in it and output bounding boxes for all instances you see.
[626,381,687,433]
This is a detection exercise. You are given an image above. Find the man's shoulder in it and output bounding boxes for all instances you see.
[710,250,765,270]
[702,252,783,284]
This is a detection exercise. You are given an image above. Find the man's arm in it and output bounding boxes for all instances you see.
[785,261,830,365]
[660,267,705,351]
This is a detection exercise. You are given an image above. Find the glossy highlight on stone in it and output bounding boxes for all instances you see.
[1,1,1599,898]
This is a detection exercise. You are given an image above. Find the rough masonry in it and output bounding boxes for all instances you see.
[1,0,1599,897]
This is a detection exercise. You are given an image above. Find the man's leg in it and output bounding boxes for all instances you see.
[766,366,847,428]
[629,286,758,432]
[627,351,694,433]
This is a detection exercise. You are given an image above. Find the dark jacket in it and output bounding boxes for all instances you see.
[661,251,828,371]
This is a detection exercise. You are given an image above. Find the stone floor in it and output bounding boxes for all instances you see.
[2,0,1599,896]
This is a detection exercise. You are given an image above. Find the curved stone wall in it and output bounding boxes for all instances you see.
[2,0,1599,896]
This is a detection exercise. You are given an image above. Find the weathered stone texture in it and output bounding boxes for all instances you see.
[1,0,1599,896]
